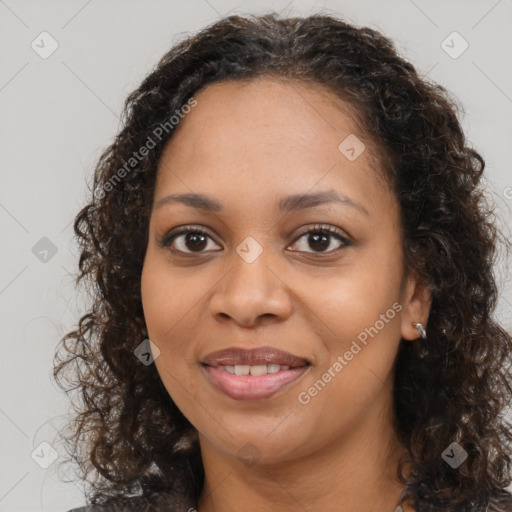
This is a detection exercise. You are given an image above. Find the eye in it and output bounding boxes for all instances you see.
[160,226,221,254]
[288,224,351,255]
[160,224,351,256]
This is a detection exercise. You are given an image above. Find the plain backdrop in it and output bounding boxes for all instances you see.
[1,1,511,511]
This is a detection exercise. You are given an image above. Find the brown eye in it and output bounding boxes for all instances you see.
[161,227,221,254]
[160,224,351,256]
[288,225,351,255]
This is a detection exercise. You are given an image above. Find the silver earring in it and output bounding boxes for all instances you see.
[412,322,427,339]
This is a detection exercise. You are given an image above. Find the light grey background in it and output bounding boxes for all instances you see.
[1,1,511,511]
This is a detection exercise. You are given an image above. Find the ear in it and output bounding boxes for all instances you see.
[400,270,432,341]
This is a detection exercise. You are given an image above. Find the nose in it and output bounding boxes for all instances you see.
[208,248,293,328]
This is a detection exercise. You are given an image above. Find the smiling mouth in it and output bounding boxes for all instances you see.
[201,345,311,368]
[200,345,311,400]
[203,363,309,376]
[201,363,310,401]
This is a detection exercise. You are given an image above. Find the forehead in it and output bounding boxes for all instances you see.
[154,78,394,219]
[167,78,366,156]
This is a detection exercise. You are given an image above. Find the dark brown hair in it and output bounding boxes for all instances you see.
[53,12,512,511]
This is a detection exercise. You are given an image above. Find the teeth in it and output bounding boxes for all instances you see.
[249,364,267,376]
[218,364,295,375]
[234,365,250,376]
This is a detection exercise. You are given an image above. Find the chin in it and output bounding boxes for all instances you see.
[198,424,310,466]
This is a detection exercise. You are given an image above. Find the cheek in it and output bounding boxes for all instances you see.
[297,249,403,408]
[295,274,402,431]
[141,254,205,381]
[141,252,191,338]
[141,262,199,412]
[141,257,189,384]
[302,262,402,346]
[141,270,169,339]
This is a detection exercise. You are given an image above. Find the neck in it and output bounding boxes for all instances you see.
[197,391,410,512]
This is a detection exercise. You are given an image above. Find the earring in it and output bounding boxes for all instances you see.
[412,322,427,339]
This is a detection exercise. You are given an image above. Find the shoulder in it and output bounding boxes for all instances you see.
[66,493,197,512]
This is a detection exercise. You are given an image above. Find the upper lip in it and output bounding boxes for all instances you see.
[201,346,310,367]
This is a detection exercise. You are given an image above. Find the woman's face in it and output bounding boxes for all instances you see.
[141,78,430,466]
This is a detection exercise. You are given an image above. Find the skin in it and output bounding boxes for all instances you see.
[140,78,431,512]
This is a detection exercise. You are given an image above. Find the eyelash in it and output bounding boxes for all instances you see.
[159,223,351,257]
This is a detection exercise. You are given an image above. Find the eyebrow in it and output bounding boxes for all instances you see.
[154,189,369,216]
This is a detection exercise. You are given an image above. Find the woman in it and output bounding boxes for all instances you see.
[55,12,512,512]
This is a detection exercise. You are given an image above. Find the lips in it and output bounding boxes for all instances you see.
[201,346,310,368]
[200,346,311,400]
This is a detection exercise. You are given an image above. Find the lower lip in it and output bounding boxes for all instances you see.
[202,364,310,401]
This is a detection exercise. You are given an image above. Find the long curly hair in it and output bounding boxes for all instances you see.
[53,12,512,511]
